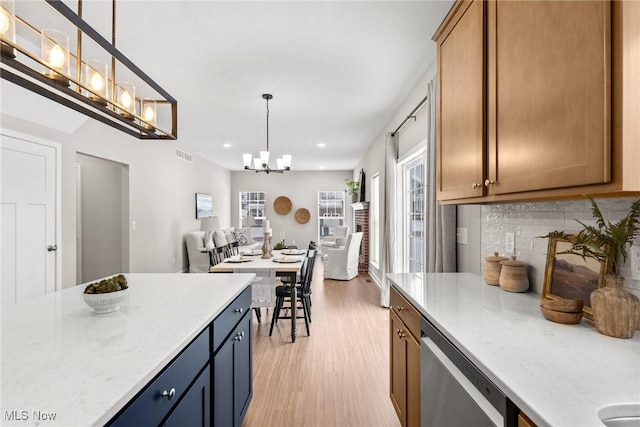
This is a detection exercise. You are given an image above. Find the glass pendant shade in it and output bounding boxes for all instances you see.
[282,154,292,169]
[276,158,284,170]
[141,99,157,130]
[85,59,108,105]
[253,158,262,169]
[117,81,136,119]
[0,0,16,58]
[41,29,70,86]
[259,151,269,167]
[242,154,252,168]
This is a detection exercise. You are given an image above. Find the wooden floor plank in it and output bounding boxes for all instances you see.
[243,259,401,427]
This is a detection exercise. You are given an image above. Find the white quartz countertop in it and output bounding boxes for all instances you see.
[387,272,640,427]
[1,273,254,427]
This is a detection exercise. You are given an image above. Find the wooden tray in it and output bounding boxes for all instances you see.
[274,196,292,215]
[295,208,310,224]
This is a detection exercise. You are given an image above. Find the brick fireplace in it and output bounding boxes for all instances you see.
[352,202,369,272]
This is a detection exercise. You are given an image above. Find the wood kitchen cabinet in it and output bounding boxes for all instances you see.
[435,0,486,201]
[389,287,421,427]
[434,0,640,204]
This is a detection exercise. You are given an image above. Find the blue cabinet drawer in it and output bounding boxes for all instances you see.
[108,326,211,427]
[213,286,251,352]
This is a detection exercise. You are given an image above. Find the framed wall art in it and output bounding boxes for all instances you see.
[195,193,213,219]
[542,233,609,319]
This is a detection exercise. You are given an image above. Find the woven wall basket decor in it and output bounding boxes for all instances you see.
[295,208,310,224]
[273,196,292,215]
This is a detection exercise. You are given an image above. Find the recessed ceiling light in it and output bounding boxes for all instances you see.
[318,165,324,170]
[222,143,231,148]
[317,143,326,148]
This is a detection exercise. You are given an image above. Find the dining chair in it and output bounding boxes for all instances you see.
[237,267,276,324]
[224,241,240,258]
[209,245,226,267]
[269,249,316,337]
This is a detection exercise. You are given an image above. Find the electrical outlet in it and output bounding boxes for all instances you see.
[456,227,468,245]
[505,232,515,254]
[631,245,640,281]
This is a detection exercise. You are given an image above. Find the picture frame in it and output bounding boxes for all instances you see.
[542,234,609,320]
[195,193,213,219]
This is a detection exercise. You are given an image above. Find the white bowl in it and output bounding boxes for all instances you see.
[83,288,129,313]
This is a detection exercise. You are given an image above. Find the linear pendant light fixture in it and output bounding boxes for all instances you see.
[0,0,177,140]
[243,94,292,174]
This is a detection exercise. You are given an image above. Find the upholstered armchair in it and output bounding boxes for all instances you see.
[185,231,211,273]
[320,226,350,249]
[323,232,363,280]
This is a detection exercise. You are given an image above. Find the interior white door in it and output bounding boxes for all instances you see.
[1,132,58,306]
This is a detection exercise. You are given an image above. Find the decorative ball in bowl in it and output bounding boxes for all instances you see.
[82,274,129,314]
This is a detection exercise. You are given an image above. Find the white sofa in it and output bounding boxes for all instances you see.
[185,228,262,273]
[323,232,363,280]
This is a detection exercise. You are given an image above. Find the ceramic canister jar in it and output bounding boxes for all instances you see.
[484,252,508,286]
[499,256,529,292]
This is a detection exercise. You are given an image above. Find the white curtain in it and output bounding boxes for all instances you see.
[425,76,457,272]
[381,132,398,307]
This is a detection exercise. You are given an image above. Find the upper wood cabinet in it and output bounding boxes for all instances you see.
[433,0,640,204]
[435,0,486,200]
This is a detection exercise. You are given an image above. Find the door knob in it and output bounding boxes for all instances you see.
[47,245,58,252]
[484,179,495,186]
[472,183,481,189]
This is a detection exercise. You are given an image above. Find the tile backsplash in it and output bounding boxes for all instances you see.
[480,197,640,298]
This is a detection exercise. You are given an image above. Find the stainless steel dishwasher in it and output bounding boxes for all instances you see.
[421,318,518,427]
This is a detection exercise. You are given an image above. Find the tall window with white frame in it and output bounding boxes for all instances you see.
[239,191,266,242]
[404,157,425,272]
[318,191,345,243]
[370,174,380,269]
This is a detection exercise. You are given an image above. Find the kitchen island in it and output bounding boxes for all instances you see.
[388,272,640,427]
[1,273,254,426]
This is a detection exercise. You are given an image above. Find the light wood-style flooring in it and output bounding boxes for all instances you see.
[243,259,401,427]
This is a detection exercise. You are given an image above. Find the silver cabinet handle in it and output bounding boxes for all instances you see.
[47,245,58,252]
[234,307,243,314]
[484,179,495,186]
[234,331,245,341]
[161,388,176,400]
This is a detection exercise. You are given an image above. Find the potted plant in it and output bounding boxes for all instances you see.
[345,179,360,203]
[543,196,640,338]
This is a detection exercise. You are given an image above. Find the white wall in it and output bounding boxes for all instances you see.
[2,84,231,287]
[231,170,352,249]
[77,153,127,283]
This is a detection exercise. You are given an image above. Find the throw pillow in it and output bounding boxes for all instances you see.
[223,228,235,243]
[232,227,251,246]
[213,230,228,247]
[204,231,215,250]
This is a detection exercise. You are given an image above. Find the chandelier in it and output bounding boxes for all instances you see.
[0,0,177,140]
[243,94,291,174]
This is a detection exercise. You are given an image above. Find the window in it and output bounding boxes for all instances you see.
[318,191,345,242]
[403,156,425,273]
[239,191,266,242]
[370,174,380,269]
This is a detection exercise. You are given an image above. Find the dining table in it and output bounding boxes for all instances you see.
[209,248,307,342]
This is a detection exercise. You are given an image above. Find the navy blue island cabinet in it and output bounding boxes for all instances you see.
[108,286,252,427]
